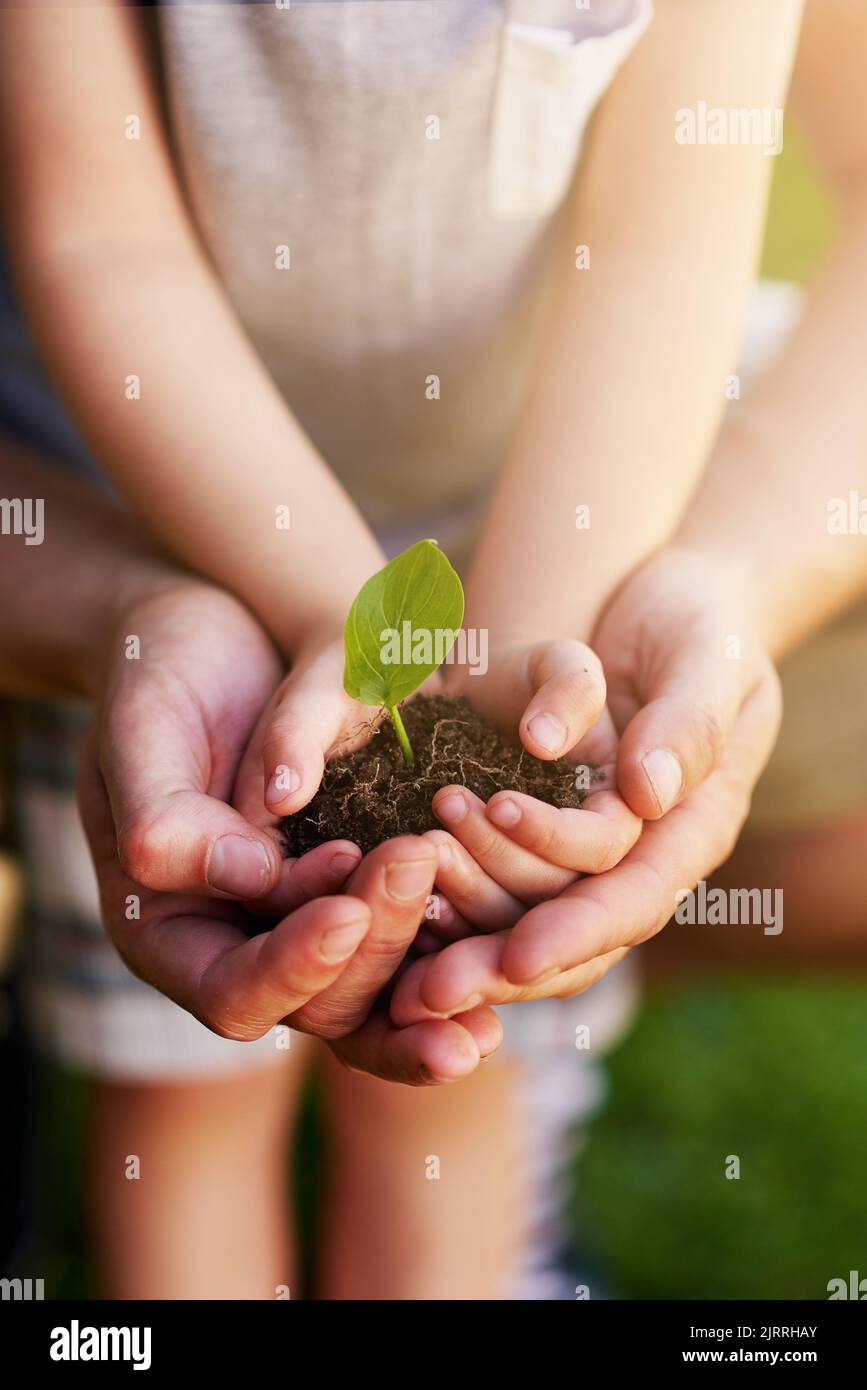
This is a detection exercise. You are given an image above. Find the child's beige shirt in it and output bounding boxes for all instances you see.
[159,0,652,558]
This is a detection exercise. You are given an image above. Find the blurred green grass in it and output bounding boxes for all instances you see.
[573,978,867,1299]
[27,121,866,1303]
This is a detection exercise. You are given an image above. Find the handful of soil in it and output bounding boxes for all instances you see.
[281,694,589,857]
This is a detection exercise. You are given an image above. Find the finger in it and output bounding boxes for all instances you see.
[564,701,622,772]
[419,889,478,944]
[519,641,607,760]
[485,786,641,873]
[290,836,438,1038]
[616,634,769,819]
[330,1006,502,1085]
[450,1003,504,1062]
[502,672,783,983]
[391,938,629,1023]
[538,948,631,1001]
[413,925,444,954]
[100,891,372,1043]
[99,727,283,900]
[262,685,362,819]
[232,650,363,830]
[263,642,381,819]
[253,674,431,826]
[389,950,491,1028]
[197,895,378,1038]
[423,829,525,930]
[77,747,374,1040]
[392,935,508,1022]
[432,786,576,902]
[243,840,362,917]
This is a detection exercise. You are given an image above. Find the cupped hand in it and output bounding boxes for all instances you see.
[95,578,291,899]
[391,552,782,1023]
[593,546,779,820]
[86,578,500,1081]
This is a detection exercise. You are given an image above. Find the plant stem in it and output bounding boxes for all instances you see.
[389,704,415,765]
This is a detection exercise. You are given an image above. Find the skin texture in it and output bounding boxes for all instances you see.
[0,0,803,815]
[0,443,503,1083]
[80,582,503,1084]
[1,0,864,1307]
[461,0,804,645]
[0,0,812,1044]
[88,1064,305,1301]
[392,0,867,1018]
[2,0,863,1046]
[391,586,783,1024]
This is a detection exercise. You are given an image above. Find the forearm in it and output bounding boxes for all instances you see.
[0,440,177,698]
[16,243,384,654]
[0,0,382,660]
[21,241,383,653]
[679,195,867,662]
[464,0,803,643]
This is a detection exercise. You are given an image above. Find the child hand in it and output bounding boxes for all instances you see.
[231,631,384,833]
[232,628,447,838]
[425,637,641,914]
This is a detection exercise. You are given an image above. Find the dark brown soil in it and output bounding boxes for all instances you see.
[281,694,589,857]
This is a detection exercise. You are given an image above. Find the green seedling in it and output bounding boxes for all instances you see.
[343,539,464,764]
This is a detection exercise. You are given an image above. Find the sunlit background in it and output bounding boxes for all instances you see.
[1,117,864,1302]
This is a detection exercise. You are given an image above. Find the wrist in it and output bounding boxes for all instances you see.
[0,447,201,700]
[671,413,795,656]
[665,534,766,637]
[271,607,351,664]
[605,541,768,662]
[661,537,755,599]
[80,561,204,699]
[267,552,389,662]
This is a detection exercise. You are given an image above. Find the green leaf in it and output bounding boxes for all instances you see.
[343,540,464,760]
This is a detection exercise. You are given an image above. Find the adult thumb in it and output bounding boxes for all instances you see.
[97,720,282,899]
[616,638,769,820]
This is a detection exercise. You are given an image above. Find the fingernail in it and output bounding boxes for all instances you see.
[329,850,361,879]
[488,796,521,829]
[436,840,453,870]
[434,792,467,825]
[526,712,567,755]
[207,835,271,897]
[385,858,434,902]
[266,765,302,806]
[641,748,683,814]
[320,918,368,963]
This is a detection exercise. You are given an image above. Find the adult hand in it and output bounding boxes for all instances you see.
[595,546,780,822]
[85,578,501,1081]
[391,548,782,1022]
